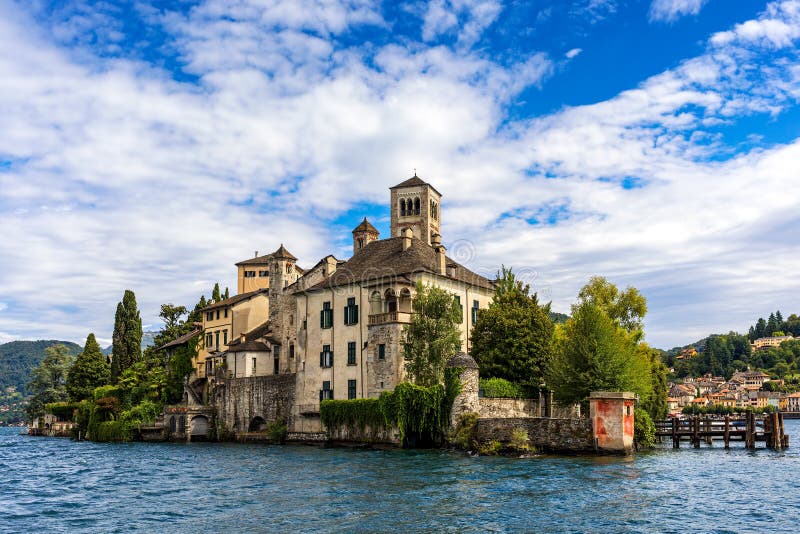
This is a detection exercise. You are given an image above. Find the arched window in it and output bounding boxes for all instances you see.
[414,197,420,215]
[400,198,406,216]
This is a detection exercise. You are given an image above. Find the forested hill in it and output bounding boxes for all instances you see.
[0,340,82,394]
[662,310,800,379]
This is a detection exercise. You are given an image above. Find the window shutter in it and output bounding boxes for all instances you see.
[320,351,324,367]
[343,306,348,325]
[320,310,324,328]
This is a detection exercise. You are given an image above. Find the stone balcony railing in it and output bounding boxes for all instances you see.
[368,311,412,326]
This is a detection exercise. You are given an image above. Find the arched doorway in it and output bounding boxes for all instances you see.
[169,416,176,433]
[249,416,267,432]
[190,415,209,436]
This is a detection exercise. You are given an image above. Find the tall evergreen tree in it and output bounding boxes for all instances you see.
[66,333,111,401]
[776,310,784,330]
[224,287,230,299]
[767,313,778,336]
[212,283,222,302]
[111,290,142,382]
[470,266,553,386]
[755,317,767,339]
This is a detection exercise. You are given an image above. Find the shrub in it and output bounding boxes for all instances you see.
[508,427,532,453]
[634,408,656,450]
[267,420,288,443]
[479,378,527,398]
[451,412,480,450]
[479,440,502,455]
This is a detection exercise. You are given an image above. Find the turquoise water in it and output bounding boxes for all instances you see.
[2,422,799,533]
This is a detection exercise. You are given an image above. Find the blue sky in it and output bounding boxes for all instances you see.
[1,0,799,350]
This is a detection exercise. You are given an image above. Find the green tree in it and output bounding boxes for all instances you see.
[224,287,230,300]
[548,301,652,407]
[111,290,143,382]
[640,345,668,420]
[159,304,188,339]
[26,344,73,420]
[66,334,110,401]
[402,281,462,387]
[212,283,222,302]
[470,266,553,386]
[576,276,647,336]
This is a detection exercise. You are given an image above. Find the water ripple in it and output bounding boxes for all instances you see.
[2,423,800,533]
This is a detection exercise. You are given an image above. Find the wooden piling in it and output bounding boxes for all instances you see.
[672,417,679,449]
[693,417,700,448]
[705,416,713,445]
[724,416,730,449]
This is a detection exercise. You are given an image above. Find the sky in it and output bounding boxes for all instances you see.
[0,0,799,350]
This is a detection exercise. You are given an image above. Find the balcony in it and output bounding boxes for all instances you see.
[368,311,412,326]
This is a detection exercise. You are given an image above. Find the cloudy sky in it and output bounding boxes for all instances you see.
[0,0,798,349]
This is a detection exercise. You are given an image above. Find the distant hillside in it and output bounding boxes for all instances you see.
[549,311,569,324]
[0,340,82,395]
[102,331,157,355]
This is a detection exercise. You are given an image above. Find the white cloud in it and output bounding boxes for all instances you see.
[0,0,799,349]
[421,0,502,47]
[649,0,708,23]
[565,48,583,59]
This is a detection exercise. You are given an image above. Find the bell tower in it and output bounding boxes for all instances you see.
[389,174,442,245]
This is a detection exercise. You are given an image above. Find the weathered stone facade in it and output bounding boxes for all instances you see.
[479,398,540,419]
[474,417,595,453]
[213,374,296,434]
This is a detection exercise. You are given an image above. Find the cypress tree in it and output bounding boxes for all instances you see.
[66,333,111,401]
[111,290,143,381]
[212,283,221,302]
[224,287,229,299]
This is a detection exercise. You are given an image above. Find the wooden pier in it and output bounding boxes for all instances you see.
[655,413,789,449]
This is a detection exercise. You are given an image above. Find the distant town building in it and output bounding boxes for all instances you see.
[751,335,794,351]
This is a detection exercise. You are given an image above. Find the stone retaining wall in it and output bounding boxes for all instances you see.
[214,374,296,434]
[479,398,539,418]
[474,417,595,453]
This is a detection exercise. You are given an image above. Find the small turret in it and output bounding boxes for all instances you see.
[352,218,379,255]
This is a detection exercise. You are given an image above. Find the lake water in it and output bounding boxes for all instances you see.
[2,422,800,533]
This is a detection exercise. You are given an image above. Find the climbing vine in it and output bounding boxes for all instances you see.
[320,369,462,447]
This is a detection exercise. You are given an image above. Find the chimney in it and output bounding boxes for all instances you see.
[402,227,413,251]
[240,333,246,343]
[432,234,446,275]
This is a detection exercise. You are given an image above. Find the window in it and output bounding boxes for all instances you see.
[223,330,228,345]
[224,308,228,318]
[274,356,280,375]
[344,297,359,325]
[286,263,292,274]
[472,300,479,324]
[258,270,269,277]
[252,357,257,374]
[320,380,333,401]
[303,319,307,330]
[244,270,256,278]
[400,198,406,216]
[348,379,357,400]
[378,344,386,360]
[320,301,333,329]
[216,310,220,320]
[206,311,213,321]
[206,333,213,348]
[215,331,220,349]
[347,342,356,365]
[320,344,333,368]
[289,344,295,358]
[455,296,463,320]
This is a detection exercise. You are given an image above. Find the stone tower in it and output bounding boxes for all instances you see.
[268,243,299,342]
[389,174,442,245]
[352,217,379,255]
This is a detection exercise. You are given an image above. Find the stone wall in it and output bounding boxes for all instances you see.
[474,417,595,453]
[213,374,296,434]
[479,398,539,418]
[326,423,400,445]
